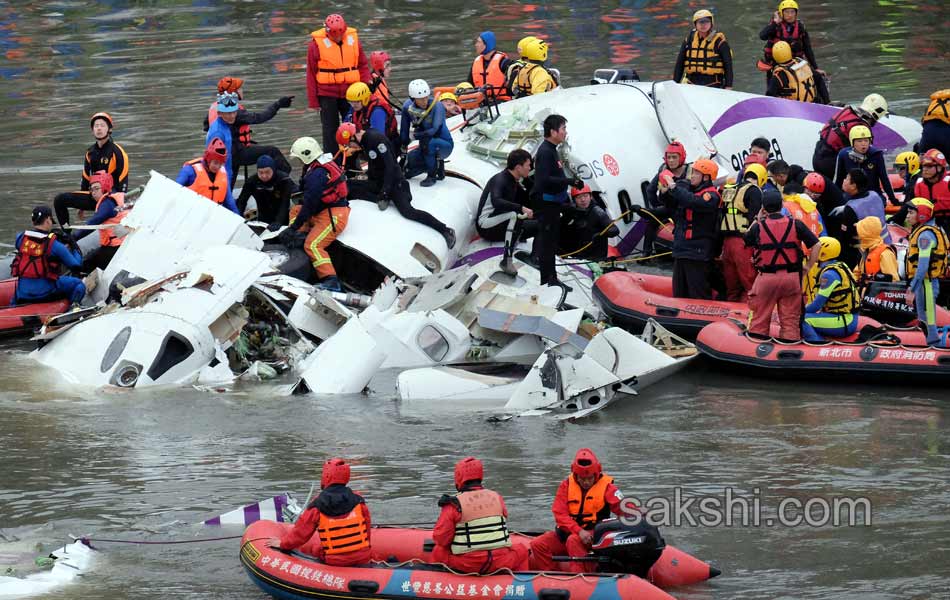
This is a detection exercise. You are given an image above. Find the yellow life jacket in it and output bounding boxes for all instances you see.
[923,89,950,125]
[772,58,816,103]
[806,261,859,314]
[720,182,753,233]
[906,224,949,279]
[683,30,727,77]
[449,489,511,555]
[515,63,556,98]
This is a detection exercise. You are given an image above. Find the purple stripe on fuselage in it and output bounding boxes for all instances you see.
[452,247,504,268]
[274,495,287,522]
[708,97,909,149]
[244,503,261,525]
[203,516,221,526]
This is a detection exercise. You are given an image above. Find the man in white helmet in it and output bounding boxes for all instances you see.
[281,136,350,291]
[812,93,888,178]
[400,79,453,187]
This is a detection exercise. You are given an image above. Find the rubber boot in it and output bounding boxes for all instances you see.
[377,197,390,211]
[420,173,438,187]
[436,150,445,180]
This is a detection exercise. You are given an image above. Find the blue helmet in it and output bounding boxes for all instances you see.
[216,91,239,113]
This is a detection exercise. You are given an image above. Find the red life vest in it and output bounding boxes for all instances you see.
[356,94,398,142]
[755,215,802,272]
[470,51,511,100]
[764,19,804,62]
[96,193,129,248]
[308,159,348,206]
[184,159,229,204]
[11,230,61,281]
[207,102,252,147]
[682,184,720,240]
[819,106,870,153]
[914,174,950,218]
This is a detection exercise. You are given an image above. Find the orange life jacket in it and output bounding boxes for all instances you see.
[783,199,822,237]
[311,27,361,86]
[317,506,370,555]
[185,159,229,204]
[923,90,950,126]
[450,489,511,554]
[862,243,894,280]
[471,51,510,100]
[11,230,61,280]
[566,474,614,529]
[207,102,252,147]
[96,193,129,248]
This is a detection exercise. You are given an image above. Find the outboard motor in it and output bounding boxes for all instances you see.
[590,518,665,578]
[591,68,640,85]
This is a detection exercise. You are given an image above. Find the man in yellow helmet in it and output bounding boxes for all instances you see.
[510,38,557,98]
[765,41,820,103]
[673,9,733,89]
[893,152,921,200]
[833,125,899,206]
[760,0,819,72]
[802,237,860,342]
[904,198,949,345]
[921,89,950,159]
[719,164,765,301]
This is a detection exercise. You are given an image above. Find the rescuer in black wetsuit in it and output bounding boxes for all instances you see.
[236,155,296,229]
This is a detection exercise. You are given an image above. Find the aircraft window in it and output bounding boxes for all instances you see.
[618,190,634,224]
[418,325,450,363]
[100,326,132,373]
[146,331,195,381]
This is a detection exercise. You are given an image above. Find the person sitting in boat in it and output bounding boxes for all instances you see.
[273,458,372,566]
[432,457,529,573]
[719,164,765,302]
[812,94,888,178]
[468,31,511,102]
[236,155,296,229]
[893,151,920,201]
[803,171,844,221]
[346,81,401,154]
[558,185,619,261]
[667,158,721,299]
[476,149,537,276]
[921,89,950,159]
[802,237,860,343]
[903,198,949,346]
[673,9,733,90]
[833,126,898,207]
[853,216,899,285]
[530,448,626,573]
[510,37,557,98]
[401,79,453,187]
[11,205,85,308]
[765,41,821,104]
[176,138,239,214]
[639,141,690,258]
[337,123,457,248]
[53,111,130,227]
[832,169,892,268]
[73,171,128,271]
[744,190,821,341]
[913,149,950,233]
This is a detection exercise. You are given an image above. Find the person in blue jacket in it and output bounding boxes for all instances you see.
[401,79,453,187]
[802,237,859,342]
[205,91,237,203]
[11,206,85,307]
[833,125,898,206]
[904,198,949,346]
[175,138,240,214]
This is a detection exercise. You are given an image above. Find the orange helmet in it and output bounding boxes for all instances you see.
[321,458,351,488]
[571,184,592,198]
[454,457,484,489]
[921,148,947,170]
[571,448,602,479]
[90,111,113,130]
[336,122,358,148]
[692,158,718,179]
[217,76,244,94]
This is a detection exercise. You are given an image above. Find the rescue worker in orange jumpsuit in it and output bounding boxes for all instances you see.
[529,449,625,573]
[73,171,128,271]
[468,31,511,102]
[274,458,372,567]
[54,112,130,226]
[306,14,371,161]
[175,138,238,213]
[282,136,350,292]
[432,457,529,573]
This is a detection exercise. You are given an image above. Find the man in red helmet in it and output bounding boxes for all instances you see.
[913,149,950,233]
[274,458,372,567]
[369,51,393,105]
[73,171,129,270]
[639,141,689,258]
[175,138,239,214]
[530,449,626,573]
[431,457,529,573]
[307,13,371,161]
[54,112,130,226]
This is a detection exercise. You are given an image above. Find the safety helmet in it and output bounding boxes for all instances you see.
[772,41,793,64]
[744,163,768,187]
[910,197,934,220]
[204,137,228,164]
[516,36,538,56]
[860,93,888,120]
[454,82,474,94]
[572,184,593,198]
[692,9,714,24]
[407,79,431,99]
[370,50,390,73]
[290,136,322,165]
[216,91,240,114]
[324,14,347,37]
[346,82,372,106]
[817,236,841,262]
[438,92,459,103]
[335,122,358,148]
[454,456,484,489]
[921,148,948,169]
[571,448,602,479]
[217,76,244,94]
[321,457,351,488]
[665,140,687,163]
[522,38,548,62]
[90,111,114,130]
[692,158,718,179]
[89,171,114,195]
[894,151,920,174]
[848,125,872,145]
[804,171,826,194]
[777,0,799,12]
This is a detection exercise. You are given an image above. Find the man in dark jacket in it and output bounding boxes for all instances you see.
[236,155,297,228]
[559,185,619,261]
[667,159,721,298]
[476,149,537,274]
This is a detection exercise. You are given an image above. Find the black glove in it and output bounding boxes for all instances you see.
[266,222,283,232]
[58,230,79,252]
[571,178,585,190]
[278,95,294,109]
[437,494,460,509]
[276,227,296,245]
[632,205,645,216]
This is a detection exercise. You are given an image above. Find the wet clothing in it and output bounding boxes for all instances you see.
[532,139,573,285]
[559,203,619,261]
[236,170,296,225]
[759,19,818,69]
[82,137,130,193]
[12,231,85,305]
[175,161,238,214]
[669,179,720,299]
[833,146,898,205]
[673,30,734,88]
[476,169,537,242]
[401,99,453,179]
[279,484,372,567]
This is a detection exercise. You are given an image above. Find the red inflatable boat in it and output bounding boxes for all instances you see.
[241,521,718,600]
[0,278,70,337]
[696,319,950,380]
